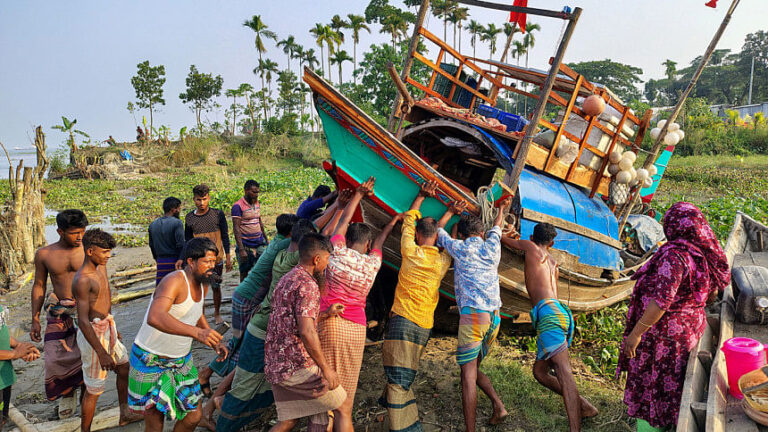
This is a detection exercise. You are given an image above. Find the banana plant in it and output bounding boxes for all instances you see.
[51,116,89,165]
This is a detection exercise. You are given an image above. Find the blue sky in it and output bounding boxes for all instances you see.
[0,0,764,152]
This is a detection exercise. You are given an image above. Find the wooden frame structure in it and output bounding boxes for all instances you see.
[394,12,651,200]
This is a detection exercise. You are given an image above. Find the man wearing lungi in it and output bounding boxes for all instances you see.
[128,237,228,432]
[232,180,269,282]
[30,209,88,419]
[73,229,140,431]
[380,181,452,432]
[436,198,512,432]
[502,223,598,431]
[148,196,185,286]
[264,233,346,432]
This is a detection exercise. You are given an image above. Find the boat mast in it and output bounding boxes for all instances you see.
[617,0,742,229]
[387,0,431,131]
[501,6,581,197]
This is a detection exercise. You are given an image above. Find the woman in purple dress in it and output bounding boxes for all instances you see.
[617,202,730,431]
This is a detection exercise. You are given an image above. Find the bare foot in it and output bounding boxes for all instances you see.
[214,314,225,325]
[581,397,599,418]
[119,406,143,426]
[489,404,508,425]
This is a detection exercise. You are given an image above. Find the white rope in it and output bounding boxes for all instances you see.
[475,185,514,234]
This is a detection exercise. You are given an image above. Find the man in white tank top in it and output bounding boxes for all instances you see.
[127,238,229,432]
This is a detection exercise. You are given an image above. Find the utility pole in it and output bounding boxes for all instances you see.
[748,56,754,105]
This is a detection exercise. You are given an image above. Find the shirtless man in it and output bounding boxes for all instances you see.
[501,222,597,431]
[30,209,88,418]
[73,229,140,431]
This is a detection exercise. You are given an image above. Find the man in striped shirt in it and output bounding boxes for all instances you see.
[232,180,268,282]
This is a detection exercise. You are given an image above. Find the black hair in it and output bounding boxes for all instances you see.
[311,185,332,199]
[457,215,485,238]
[346,222,373,246]
[56,209,89,231]
[291,218,318,242]
[415,216,438,238]
[193,184,210,197]
[162,196,182,214]
[298,232,332,261]
[244,179,260,190]
[532,222,558,245]
[82,228,116,250]
[183,237,218,261]
[276,213,299,237]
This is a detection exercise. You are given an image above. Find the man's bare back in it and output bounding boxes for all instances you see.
[501,237,559,307]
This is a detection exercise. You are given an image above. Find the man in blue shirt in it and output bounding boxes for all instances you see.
[148,197,185,285]
[296,185,336,220]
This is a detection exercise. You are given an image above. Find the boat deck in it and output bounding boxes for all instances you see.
[724,251,768,431]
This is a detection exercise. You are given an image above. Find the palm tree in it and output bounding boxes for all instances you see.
[244,15,276,120]
[500,22,519,63]
[347,14,370,84]
[330,50,353,86]
[380,12,408,50]
[431,0,454,43]
[292,44,304,77]
[522,22,541,69]
[329,14,348,45]
[662,59,678,81]
[277,35,297,72]
[481,23,502,57]
[450,7,469,52]
[237,83,256,133]
[255,59,278,116]
[325,29,343,76]
[466,20,483,58]
[303,48,319,72]
[225,88,239,135]
[310,23,327,76]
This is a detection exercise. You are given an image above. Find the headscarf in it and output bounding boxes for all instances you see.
[632,202,730,302]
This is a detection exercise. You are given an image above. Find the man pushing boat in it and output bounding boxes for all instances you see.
[502,223,598,431]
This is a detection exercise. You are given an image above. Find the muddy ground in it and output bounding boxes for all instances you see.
[2,246,624,431]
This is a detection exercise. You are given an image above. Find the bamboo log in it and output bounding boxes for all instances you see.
[8,404,38,432]
[112,285,155,304]
[112,273,155,289]
[24,407,122,432]
[617,0,742,230]
[113,266,156,278]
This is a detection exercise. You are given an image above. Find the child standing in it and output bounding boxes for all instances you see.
[0,304,40,428]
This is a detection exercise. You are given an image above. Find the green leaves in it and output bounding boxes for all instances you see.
[178,65,224,129]
[131,60,166,109]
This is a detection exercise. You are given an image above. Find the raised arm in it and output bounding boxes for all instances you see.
[317,189,352,234]
[409,180,438,212]
[372,213,404,252]
[30,250,48,342]
[494,197,512,228]
[332,177,375,239]
[75,277,117,371]
[437,200,468,229]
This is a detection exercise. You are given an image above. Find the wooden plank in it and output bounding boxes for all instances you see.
[455,0,576,20]
[427,48,445,93]
[418,27,504,89]
[521,208,622,249]
[523,143,611,196]
[545,75,584,170]
[691,402,708,431]
[412,52,493,104]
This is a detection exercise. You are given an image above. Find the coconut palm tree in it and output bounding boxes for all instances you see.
[465,19,483,58]
[449,7,469,52]
[481,23,502,57]
[244,15,276,121]
[303,48,319,72]
[329,14,348,45]
[310,23,328,76]
[330,50,353,86]
[431,0,454,43]
[347,14,370,84]
[277,35,297,72]
[243,15,277,93]
[237,83,256,133]
[255,59,279,116]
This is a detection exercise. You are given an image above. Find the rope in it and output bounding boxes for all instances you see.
[475,185,514,235]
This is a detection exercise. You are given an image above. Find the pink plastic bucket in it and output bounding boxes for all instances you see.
[721,337,767,399]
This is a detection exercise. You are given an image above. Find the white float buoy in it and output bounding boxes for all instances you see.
[619,157,634,171]
[657,119,667,129]
[669,122,680,132]
[616,170,632,184]
[636,168,649,182]
[650,127,661,140]
[648,165,658,176]
[664,132,680,146]
[609,151,622,164]
[622,151,637,163]
[608,163,621,176]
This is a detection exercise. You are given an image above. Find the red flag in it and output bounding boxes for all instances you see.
[509,0,528,33]
[705,0,718,7]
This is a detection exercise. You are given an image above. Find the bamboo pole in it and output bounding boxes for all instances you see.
[504,8,582,194]
[387,0,430,131]
[617,0,742,230]
[113,266,156,278]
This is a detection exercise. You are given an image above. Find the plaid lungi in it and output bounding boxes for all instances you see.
[317,315,366,400]
[155,257,177,286]
[531,298,574,361]
[456,307,500,366]
[209,291,260,377]
[380,314,431,432]
[217,331,273,431]
[127,344,201,420]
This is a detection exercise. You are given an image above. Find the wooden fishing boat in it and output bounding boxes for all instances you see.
[303,3,664,317]
[677,212,768,432]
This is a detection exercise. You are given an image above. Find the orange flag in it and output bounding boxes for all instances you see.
[509,0,528,33]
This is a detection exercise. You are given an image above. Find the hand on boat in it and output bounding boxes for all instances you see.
[419,180,439,197]
[338,189,353,207]
[449,200,468,215]
[357,177,375,196]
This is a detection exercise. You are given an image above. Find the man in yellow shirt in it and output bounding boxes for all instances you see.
[380,181,453,432]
